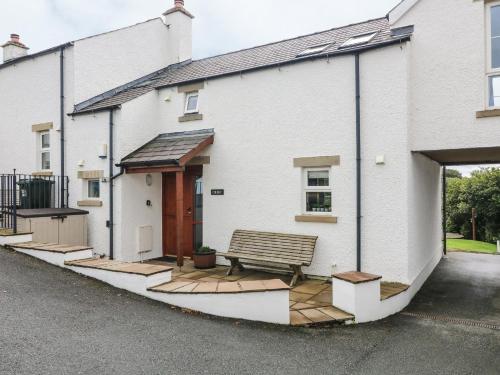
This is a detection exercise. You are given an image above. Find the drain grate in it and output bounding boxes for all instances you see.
[401,312,500,331]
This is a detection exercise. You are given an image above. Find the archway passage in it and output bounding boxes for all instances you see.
[408,147,500,325]
[414,146,500,255]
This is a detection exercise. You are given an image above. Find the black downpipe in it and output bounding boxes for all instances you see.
[109,110,115,260]
[355,54,362,272]
[442,165,447,256]
[60,46,66,207]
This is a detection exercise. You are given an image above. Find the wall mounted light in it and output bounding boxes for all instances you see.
[146,174,153,186]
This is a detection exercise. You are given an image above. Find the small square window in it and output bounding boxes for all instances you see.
[88,180,100,199]
[185,92,199,114]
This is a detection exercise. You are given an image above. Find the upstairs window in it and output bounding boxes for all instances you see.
[340,32,377,49]
[304,168,332,214]
[487,4,500,107]
[184,92,199,114]
[40,131,50,170]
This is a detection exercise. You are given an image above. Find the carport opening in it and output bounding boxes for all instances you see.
[415,147,500,256]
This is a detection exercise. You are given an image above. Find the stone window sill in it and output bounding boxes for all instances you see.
[32,171,53,176]
[78,200,103,207]
[476,109,500,118]
[179,113,203,122]
[295,215,338,224]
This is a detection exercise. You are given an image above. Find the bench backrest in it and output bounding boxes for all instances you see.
[228,230,318,266]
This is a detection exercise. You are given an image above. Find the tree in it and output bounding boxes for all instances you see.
[446,168,500,243]
[445,169,462,179]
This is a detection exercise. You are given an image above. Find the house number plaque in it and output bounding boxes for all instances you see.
[211,189,224,196]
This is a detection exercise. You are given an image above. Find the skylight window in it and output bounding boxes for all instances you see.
[340,32,378,48]
[296,43,333,57]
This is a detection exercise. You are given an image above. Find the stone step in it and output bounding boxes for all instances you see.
[290,306,354,327]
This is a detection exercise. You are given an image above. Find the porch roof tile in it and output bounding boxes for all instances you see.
[119,128,214,169]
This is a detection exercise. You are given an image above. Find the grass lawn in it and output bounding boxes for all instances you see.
[447,239,498,254]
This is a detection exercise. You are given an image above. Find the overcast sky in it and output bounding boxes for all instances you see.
[1,0,401,57]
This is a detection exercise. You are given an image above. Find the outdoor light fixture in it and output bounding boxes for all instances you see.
[146,174,153,186]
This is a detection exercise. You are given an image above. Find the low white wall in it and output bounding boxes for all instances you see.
[66,266,172,294]
[144,289,291,325]
[6,244,290,325]
[10,247,93,268]
[0,234,33,246]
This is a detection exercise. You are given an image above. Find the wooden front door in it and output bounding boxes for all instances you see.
[162,166,202,259]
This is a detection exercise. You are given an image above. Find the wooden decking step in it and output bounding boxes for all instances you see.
[380,282,410,301]
[11,242,93,254]
[290,306,354,327]
[149,279,289,294]
[65,258,173,276]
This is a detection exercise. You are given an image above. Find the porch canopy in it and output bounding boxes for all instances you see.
[118,128,214,267]
[118,128,214,173]
[415,146,500,165]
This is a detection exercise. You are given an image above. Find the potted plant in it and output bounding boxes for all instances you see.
[193,246,217,269]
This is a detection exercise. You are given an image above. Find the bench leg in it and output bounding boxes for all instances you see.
[226,258,245,276]
[290,266,306,287]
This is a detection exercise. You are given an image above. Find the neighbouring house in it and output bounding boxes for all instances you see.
[1,0,500,322]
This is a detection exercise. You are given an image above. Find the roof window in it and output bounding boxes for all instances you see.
[296,43,333,57]
[340,32,378,49]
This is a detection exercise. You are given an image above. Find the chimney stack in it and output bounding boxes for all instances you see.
[163,0,194,63]
[2,33,29,63]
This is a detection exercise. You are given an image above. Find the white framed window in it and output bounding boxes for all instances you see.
[303,168,332,214]
[87,179,100,199]
[184,91,199,114]
[487,3,500,108]
[340,32,378,49]
[40,131,50,170]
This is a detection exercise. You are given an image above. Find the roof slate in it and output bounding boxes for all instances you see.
[73,17,413,115]
[119,128,214,167]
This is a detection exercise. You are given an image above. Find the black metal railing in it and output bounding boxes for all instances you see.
[0,171,69,233]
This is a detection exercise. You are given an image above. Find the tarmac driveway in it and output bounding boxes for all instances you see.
[0,247,498,375]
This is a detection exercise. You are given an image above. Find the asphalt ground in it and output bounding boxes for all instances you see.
[0,247,498,375]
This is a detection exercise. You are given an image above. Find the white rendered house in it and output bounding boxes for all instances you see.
[1,0,500,321]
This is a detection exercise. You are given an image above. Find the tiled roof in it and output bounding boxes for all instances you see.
[73,17,413,114]
[119,128,215,167]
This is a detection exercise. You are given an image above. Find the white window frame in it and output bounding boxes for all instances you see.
[184,91,199,114]
[486,2,500,108]
[86,179,101,200]
[39,131,51,171]
[303,167,333,215]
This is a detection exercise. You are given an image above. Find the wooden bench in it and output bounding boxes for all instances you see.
[218,230,318,287]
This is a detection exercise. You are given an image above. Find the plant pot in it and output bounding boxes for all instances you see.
[193,251,216,269]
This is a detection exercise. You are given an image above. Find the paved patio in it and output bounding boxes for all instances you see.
[148,258,408,326]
